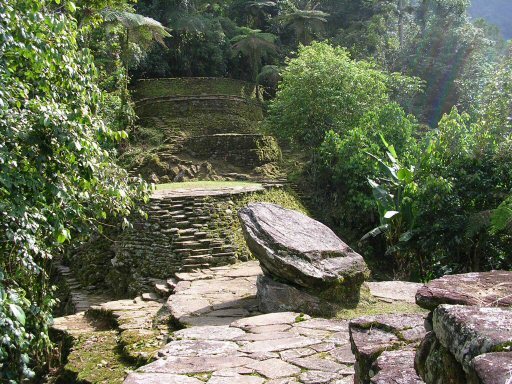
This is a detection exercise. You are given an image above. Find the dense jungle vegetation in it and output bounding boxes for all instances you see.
[1,0,511,381]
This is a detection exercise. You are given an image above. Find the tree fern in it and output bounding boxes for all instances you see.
[101,8,171,48]
[491,197,512,232]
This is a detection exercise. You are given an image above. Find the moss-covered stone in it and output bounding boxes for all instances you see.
[131,77,260,100]
[119,329,162,365]
[72,186,306,297]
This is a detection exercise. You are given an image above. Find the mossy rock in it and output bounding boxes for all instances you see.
[131,77,260,100]
[119,329,163,365]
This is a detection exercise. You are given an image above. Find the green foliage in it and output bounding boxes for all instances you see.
[363,137,421,277]
[268,42,398,147]
[367,108,512,279]
[315,103,419,238]
[279,7,329,46]
[0,0,150,380]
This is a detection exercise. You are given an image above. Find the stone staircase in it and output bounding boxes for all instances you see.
[113,186,269,285]
[148,196,237,271]
[54,263,111,314]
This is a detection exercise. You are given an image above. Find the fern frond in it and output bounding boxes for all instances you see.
[491,198,512,232]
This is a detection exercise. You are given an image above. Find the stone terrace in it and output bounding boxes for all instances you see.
[124,261,421,384]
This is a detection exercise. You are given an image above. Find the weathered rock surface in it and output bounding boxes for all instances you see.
[239,203,369,305]
[367,281,422,304]
[349,314,427,384]
[415,271,512,310]
[257,275,338,316]
[166,261,262,326]
[125,373,204,384]
[415,331,466,384]
[370,349,424,384]
[468,352,512,384]
[432,304,512,371]
[121,261,452,384]
[416,305,512,384]
[128,310,355,383]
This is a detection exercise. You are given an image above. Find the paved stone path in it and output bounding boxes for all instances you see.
[125,262,421,384]
[153,185,266,199]
[168,261,262,327]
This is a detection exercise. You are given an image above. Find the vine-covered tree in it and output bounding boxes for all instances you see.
[0,0,149,380]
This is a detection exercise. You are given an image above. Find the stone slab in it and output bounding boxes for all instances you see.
[231,312,308,329]
[140,355,256,374]
[367,281,422,304]
[416,271,512,310]
[247,358,301,379]
[124,373,204,384]
[173,325,246,341]
[433,304,512,371]
[370,349,424,384]
[469,352,512,384]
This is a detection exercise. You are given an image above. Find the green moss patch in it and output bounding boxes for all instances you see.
[59,331,133,384]
[119,329,162,365]
[132,78,259,100]
[335,286,427,320]
[217,187,309,261]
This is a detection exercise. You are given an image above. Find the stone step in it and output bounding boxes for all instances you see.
[173,241,204,249]
[176,235,196,242]
[190,248,211,256]
[161,228,179,235]
[174,249,192,256]
[178,228,196,236]
[212,252,236,259]
[181,263,210,271]
[183,255,213,264]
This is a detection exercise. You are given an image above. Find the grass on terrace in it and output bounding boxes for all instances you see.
[155,180,262,191]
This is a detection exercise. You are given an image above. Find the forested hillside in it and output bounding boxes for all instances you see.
[470,0,512,38]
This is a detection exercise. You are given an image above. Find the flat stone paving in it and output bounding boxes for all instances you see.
[127,262,421,384]
[153,185,266,199]
[168,261,262,327]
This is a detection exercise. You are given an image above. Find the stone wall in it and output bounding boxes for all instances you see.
[132,77,261,100]
[186,134,281,168]
[70,186,307,296]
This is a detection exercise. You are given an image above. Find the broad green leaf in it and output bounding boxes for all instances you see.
[384,210,399,219]
[397,168,413,182]
[9,304,26,325]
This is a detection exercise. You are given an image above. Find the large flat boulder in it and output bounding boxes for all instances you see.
[415,271,512,311]
[238,203,369,303]
[432,304,512,372]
